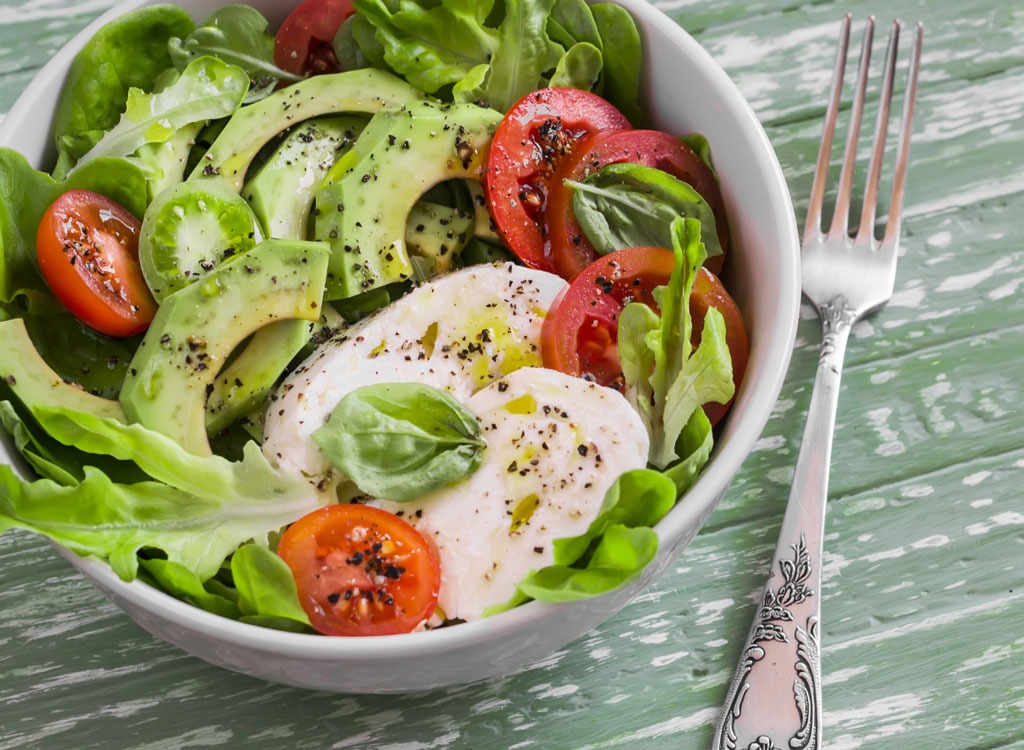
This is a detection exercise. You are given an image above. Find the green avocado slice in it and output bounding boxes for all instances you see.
[119,239,329,456]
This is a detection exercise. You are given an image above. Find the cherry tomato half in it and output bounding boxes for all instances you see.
[541,247,748,425]
[277,504,441,636]
[485,88,631,272]
[273,0,354,76]
[36,189,156,338]
[545,129,730,280]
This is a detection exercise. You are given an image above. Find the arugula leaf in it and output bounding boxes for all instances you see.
[168,5,302,103]
[499,469,677,605]
[314,383,485,502]
[619,217,734,469]
[567,162,724,260]
[72,56,249,173]
[51,4,196,177]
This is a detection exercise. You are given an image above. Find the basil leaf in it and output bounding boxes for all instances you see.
[313,383,485,502]
[567,161,724,260]
[168,5,302,103]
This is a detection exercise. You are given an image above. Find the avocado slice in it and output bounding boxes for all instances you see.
[242,115,367,241]
[190,68,427,191]
[314,100,502,300]
[0,318,125,422]
[405,201,474,280]
[204,318,311,436]
[120,239,329,456]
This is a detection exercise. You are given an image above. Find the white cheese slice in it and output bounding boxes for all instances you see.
[262,263,566,494]
[373,366,650,622]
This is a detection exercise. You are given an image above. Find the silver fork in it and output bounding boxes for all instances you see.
[712,16,923,750]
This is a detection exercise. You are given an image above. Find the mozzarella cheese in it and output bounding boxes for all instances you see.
[373,367,650,621]
[262,263,567,493]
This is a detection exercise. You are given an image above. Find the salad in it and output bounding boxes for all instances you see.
[0,0,748,637]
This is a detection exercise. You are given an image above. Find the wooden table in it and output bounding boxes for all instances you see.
[2,0,1022,747]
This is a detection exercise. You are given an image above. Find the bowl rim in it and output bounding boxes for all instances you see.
[2,0,801,661]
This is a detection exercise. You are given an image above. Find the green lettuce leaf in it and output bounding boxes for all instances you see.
[352,0,499,94]
[51,4,196,177]
[481,0,564,113]
[502,469,677,605]
[139,557,243,619]
[168,5,302,103]
[590,3,643,124]
[549,42,604,90]
[231,543,312,630]
[72,56,249,173]
[0,406,323,580]
[619,217,734,469]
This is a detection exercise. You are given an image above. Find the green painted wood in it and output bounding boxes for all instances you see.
[2,0,1023,747]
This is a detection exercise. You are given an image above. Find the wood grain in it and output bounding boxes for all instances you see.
[1,0,1022,747]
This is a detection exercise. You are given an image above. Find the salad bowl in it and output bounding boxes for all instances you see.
[0,0,800,692]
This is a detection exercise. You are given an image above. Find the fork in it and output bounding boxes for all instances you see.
[712,16,923,750]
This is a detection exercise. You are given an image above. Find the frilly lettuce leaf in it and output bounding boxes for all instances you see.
[168,5,303,103]
[351,0,641,115]
[620,216,734,468]
[72,56,249,173]
[0,406,323,581]
[51,4,196,178]
[353,0,500,95]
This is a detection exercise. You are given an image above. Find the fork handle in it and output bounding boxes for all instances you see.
[713,301,854,750]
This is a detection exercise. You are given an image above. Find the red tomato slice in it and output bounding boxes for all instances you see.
[36,190,156,338]
[541,247,748,424]
[274,0,354,76]
[484,88,631,272]
[542,247,674,390]
[277,504,441,636]
[545,128,730,280]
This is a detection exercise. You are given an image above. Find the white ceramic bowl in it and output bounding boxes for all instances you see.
[0,0,800,692]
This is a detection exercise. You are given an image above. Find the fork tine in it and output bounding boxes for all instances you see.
[855,20,900,245]
[802,14,851,246]
[829,16,875,239]
[882,22,924,249]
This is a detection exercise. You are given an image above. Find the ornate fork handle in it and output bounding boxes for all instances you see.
[713,301,853,750]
